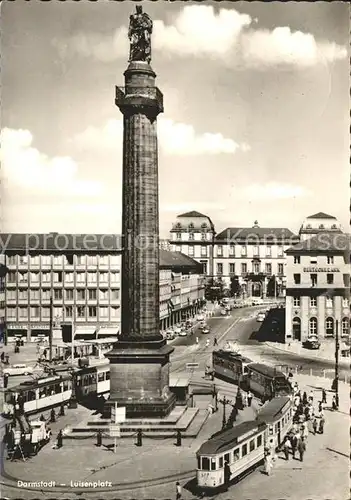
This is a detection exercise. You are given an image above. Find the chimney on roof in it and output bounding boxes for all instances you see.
[253,220,259,228]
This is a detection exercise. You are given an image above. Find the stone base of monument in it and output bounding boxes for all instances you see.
[65,404,210,439]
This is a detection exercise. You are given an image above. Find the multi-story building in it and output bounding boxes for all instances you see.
[169,214,296,297]
[298,212,343,241]
[285,232,350,343]
[0,254,5,343]
[169,211,216,277]
[2,234,205,342]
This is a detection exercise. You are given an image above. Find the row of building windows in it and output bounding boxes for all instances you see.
[292,296,349,308]
[6,305,119,319]
[6,271,120,284]
[7,255,119,266]
[293,256,335,265]
[6,289,120,301]
[293,273,341,286]
[294,317,350,336]
[176,243,286,258]
[216,263,284,275]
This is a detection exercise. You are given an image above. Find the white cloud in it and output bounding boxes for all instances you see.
[73,118,249,156]
[1,128,103,197]
[53,5,347,67]
[241,27,347,67]
[235,182,312,201]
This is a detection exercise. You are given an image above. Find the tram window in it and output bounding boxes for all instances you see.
[39,387,47,398]
[201,457,210,471]
[224,453,230,464]
[249,439,255,452]
[98,373,104,382]
[269,425,273,435]
[197,457,201,469]
[54,384,61,394]
[92,374,97,383]
[218,456,223,468]
[233,448,240,461]
[106,372,110,381]
[210,458,216,471]
[242,444,247,457]
[243,366,248,374]
[257,435,262,447]
[27,390,36,401]
[63,381,70,391]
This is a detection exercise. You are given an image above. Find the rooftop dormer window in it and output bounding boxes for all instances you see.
[331,224,337,229]
[201,223,207,231]
[189,223,194,230]
[319,224,325,229]
[306,224,312,229]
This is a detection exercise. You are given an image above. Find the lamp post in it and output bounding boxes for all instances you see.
[334,319,339,409]
[218,395,232,429]
[0,264,9,346]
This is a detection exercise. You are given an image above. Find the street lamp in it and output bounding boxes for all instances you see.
[334,319,339,409]
[218,395,232,429]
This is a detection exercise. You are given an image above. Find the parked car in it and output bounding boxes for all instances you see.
[303,336,321,350]
[220,309,227,316]
[256,312,266,322]
[252,297,263,306]
[196,313,205,321]
[174,326,182,335]
[3,364,33,376]
[178,330,187,337]
[202,326,210,334]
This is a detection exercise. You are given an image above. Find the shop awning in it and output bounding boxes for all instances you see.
[97,327,119,337]
[74,326,96,337]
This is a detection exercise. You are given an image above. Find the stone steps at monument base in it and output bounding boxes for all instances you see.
[65,408,206,438]
[87,405,186,427]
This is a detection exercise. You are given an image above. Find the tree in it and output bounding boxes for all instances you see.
[230,275,241,297]
[266,275,277,297]
[205,278,224,302]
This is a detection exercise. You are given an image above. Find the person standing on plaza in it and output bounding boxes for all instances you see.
[297,437,306,462]
[290,433,298,459]
[263,452,273,476]
[309,389,314,403]
[213,337,218,346]
[322,388,327,404]
[318,415,325,434]
[56,430,63,449]
[293,382,299,395]
[247,390,253,407]
[196,336,199,345]
[302,391,308,405]
[312,417,318,435]
[223,460,231,490]
[332,395,337,411]
[282,437,291,461]
[175,481,182,500]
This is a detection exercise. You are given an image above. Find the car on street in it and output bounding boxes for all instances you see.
[303,336,321,350]
[166,330,175,340]
[174,326,182,335]
[202,326,210,334]
[196,313,205,321]
[178,329,187,337]
[3,364,33,376]
[220,308,227,316]
[256,312,266,322]
[252,297,263,306]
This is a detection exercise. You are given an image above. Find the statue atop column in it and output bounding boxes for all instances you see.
[128,5,153,64]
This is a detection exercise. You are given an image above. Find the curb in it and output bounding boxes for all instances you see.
[264,342,350,367]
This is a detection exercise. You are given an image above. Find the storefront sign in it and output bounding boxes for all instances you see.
[7,325,27,330]
[303,267,340,273]
[31,324,50,330]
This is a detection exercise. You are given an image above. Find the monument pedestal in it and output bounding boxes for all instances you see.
[106,339,176,418]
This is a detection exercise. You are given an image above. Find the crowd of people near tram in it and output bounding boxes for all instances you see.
[263,379,336,475]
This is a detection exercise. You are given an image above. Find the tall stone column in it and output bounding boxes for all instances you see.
[105,14,175,417]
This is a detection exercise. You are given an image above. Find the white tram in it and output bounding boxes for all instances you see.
[3,375,73,416]
[197,421,267,491]
[256,396,293,449]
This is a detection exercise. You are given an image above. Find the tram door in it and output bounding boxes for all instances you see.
[277,421,281,445]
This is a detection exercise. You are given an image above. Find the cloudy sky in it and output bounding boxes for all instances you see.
[1,1,349,237]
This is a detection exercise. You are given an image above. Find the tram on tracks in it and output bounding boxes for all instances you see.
[212,350,252,385]
[243,363,292,401]
[196,396,294,492]
[2,361,110,417]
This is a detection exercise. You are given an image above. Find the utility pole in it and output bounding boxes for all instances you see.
[334,319,339,409]
[218,395,232,430]
[49,295,53,362]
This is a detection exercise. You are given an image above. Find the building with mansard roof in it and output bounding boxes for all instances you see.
[298,212,342,241]
[285,232,350,343]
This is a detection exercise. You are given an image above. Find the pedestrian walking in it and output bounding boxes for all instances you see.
[282,437,291,461]
[297,437,306,462]
[309,390,314,403]
[5,354,9,365]
[50,408,56,423]
[4,373,8,389]
[175,481,182,500]
[0,351,5,363]
[195,336,199,345]
[213,337,218,346]
[247,390,253,407]
[318,416,325,434]
[96,430,102,447]
[293,382,299,394]
[312,417,318,435]
[322,389,327,404]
